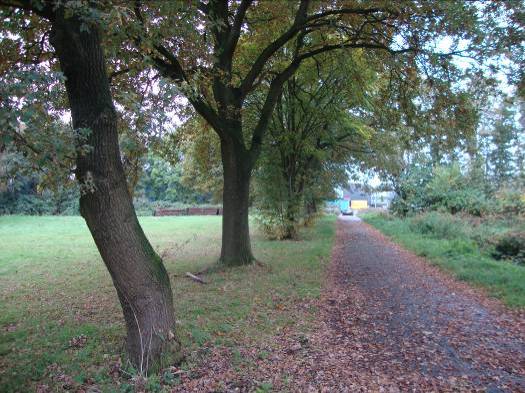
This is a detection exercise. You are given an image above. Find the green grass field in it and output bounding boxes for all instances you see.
[363,212,525,308]
[0,215,336,392]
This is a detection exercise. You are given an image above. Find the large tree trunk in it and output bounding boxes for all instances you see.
[49,12,178,371]
[220,136,254,266]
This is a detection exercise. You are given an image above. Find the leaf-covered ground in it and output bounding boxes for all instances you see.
[2,215,524,391]
[172,217,525,391]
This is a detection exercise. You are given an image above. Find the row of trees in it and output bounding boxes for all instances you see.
[477,98,525,188]
[1,0,523,372]
[254,52,373,239]
[387,93,524,217]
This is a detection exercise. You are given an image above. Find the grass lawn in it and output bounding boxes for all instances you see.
[0,215,336,392]
[363,212,525,308]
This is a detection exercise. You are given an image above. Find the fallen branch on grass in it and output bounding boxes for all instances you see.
[185,272,208,284]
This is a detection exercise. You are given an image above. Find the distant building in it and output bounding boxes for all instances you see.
[343,185,370,210]
[328,184,370,213]
[370,191,396,208]
[327,185,395,213]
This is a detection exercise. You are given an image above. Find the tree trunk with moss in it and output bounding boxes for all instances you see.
[49,10,178,371]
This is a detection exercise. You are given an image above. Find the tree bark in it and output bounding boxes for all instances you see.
[283,175,300,240]
[219,136,254,266]
[49,11,178,371]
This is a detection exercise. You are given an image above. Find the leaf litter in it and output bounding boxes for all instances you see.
[171,218,525,392]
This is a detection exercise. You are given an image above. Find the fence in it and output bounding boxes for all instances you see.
[154,207,222,216]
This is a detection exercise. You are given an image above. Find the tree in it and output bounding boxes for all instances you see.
[0,150,79,215]
[135,154,212,204]
[517,99,525,186]
[118,0,520,265]
[489,101,519,187]
[176,118,224,204]
[0,1,178,370]
[254,52,374,239]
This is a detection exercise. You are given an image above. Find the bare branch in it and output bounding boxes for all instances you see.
[305,7,396,23]
[132,1,224,137]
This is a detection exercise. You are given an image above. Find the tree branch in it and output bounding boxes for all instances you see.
[248,40,411,165]
[305,7,396,23]
[108,67,130,84]
[224,0,253,60]
[248,59,303,165]
[239,4,399,99]
[132,1,225,137]
[239,0,309,99]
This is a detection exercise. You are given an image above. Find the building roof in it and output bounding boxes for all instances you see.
[342,184,370,201]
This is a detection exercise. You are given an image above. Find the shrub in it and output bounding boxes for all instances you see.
[391,161,491,217]
[390,195,411,217]
[494,188,525,217]
[390,159,434,216]
[253,211,299,240]
[469,220,509,251]
[0,184,79,215]
[424,164,489,216]
[408,212,470,240]
[492,231,525,265]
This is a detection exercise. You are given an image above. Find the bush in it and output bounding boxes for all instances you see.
[408,212,470,240]
[494,188,525,217]
[390,159,433,216]
[492,231,525,265]
[391,161,491,217]
[424,164,489,216]
[390,195,411,217]
[254,212,292,240]
[0,189,79,215]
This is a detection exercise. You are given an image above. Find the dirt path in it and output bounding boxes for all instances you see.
[175,217,525,392]
[311,217,525,391]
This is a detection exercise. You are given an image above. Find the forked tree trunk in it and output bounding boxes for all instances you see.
[219,136,254,266]
[283,197,299,240]
[49,12,178,371]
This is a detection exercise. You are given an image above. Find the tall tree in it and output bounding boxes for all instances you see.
[489,101,519,187]
[0,1,178,370]
[120,0,520,265]
[254,52,374,238]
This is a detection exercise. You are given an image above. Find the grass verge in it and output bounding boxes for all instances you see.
[0,215,336,392]
[362,212,525,308]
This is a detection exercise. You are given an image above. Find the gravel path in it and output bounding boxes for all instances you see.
[317,217,525,391]
[175,217,525,392]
